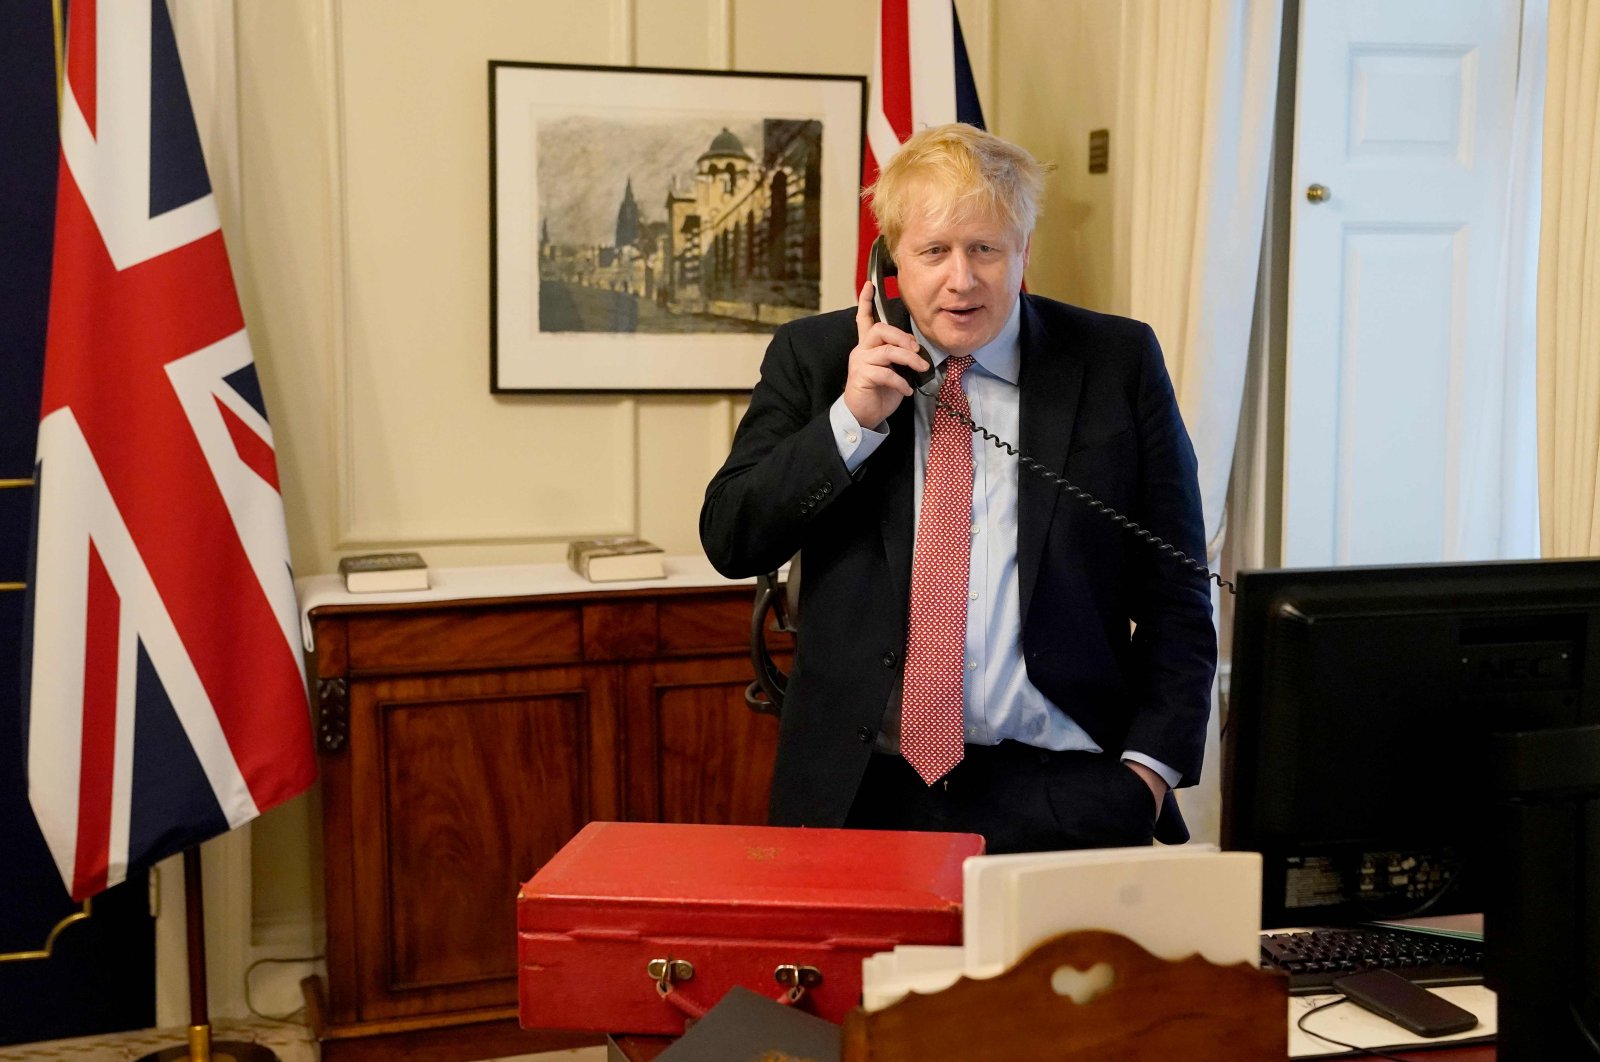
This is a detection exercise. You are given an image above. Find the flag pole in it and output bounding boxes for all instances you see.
[135,848,277,1062]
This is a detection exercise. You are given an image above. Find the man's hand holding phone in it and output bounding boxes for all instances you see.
[843,281,930,428]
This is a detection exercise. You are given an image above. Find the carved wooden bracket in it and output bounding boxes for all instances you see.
[317,677,349,753]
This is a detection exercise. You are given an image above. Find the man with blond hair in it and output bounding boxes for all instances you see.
[701,124,1214,852]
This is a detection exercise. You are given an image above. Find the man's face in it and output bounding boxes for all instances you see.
[892,203,1028,359]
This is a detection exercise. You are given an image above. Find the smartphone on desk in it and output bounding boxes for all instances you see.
[1332,968,1480,1038]
[866,235,936,393]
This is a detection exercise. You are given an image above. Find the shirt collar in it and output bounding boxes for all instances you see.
[909,295,1023,385]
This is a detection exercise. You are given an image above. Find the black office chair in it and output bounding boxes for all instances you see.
[745,555,799,716]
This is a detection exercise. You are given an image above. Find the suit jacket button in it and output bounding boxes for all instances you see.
[857,726,874,742]
[881,650,898,668]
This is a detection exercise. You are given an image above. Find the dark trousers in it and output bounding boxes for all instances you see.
[843,741,1159,854]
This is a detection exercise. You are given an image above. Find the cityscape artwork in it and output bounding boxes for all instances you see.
[536,115,823,335]
[491,63,864,392]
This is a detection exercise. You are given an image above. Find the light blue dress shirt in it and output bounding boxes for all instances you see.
[826,298,1180,788]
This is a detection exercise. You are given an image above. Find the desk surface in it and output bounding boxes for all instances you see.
[600,927,1499,1059]
[605,1031,1498,1060]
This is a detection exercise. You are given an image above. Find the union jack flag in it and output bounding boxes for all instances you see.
[857,0,988,289]
[26,0,316,902]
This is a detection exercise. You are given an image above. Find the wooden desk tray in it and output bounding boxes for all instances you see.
[842,929,1288,1061]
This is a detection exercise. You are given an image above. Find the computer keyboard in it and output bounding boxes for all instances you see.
[1259,926,1484,995]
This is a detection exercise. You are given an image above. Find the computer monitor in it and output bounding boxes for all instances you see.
[1221,559,1600,1060]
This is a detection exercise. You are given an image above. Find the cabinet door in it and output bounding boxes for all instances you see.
[346,664,619,1019]
[621,655,780,825]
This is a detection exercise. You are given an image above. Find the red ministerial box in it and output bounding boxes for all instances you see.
[517,821,982,1035]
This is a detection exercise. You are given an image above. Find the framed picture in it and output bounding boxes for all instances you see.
[490,62,866,393]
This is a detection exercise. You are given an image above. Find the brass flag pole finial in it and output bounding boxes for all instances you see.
[52,0,64,108]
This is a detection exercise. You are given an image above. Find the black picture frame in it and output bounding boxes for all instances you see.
[489,61,866,393]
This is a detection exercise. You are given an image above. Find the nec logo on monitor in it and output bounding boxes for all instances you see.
[1461,641,1577,690]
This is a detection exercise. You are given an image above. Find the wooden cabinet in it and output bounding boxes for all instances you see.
[304,581,788,1061]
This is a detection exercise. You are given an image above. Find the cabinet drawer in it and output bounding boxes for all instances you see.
[658,593,766,655]
[347,604,582,671]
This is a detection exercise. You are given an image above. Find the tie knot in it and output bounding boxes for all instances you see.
[941,355,974,390]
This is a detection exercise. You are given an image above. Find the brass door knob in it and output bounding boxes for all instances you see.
[1306,183,1331,203]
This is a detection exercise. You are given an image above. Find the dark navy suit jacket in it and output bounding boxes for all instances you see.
[700,293,1216,838]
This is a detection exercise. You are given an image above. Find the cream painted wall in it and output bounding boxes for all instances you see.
[228,0,1133,1008]
[260,0,883,581]
[236,0,1110,585]
[986,0,1125,314]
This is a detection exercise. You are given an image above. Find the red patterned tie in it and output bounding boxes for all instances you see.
[901,354,975,785]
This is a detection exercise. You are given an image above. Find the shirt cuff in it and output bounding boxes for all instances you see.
[1120,751,1181,790]
[830,395,888,473]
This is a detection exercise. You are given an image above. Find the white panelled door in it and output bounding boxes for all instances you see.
[1282,0,1520,566]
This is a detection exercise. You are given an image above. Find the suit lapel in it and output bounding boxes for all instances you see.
[1017,295,1085,624]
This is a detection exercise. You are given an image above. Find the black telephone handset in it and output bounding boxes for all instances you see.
[862,237,1234,595]
[867,236,937,393]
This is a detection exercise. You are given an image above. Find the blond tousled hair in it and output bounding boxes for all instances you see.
[865,123,1050,251]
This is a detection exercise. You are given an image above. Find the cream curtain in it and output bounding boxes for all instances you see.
[1116,0,1282,556]
[1456,0,1544,561]
[1538,0,1600,558]
[1115,0,1282,845]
